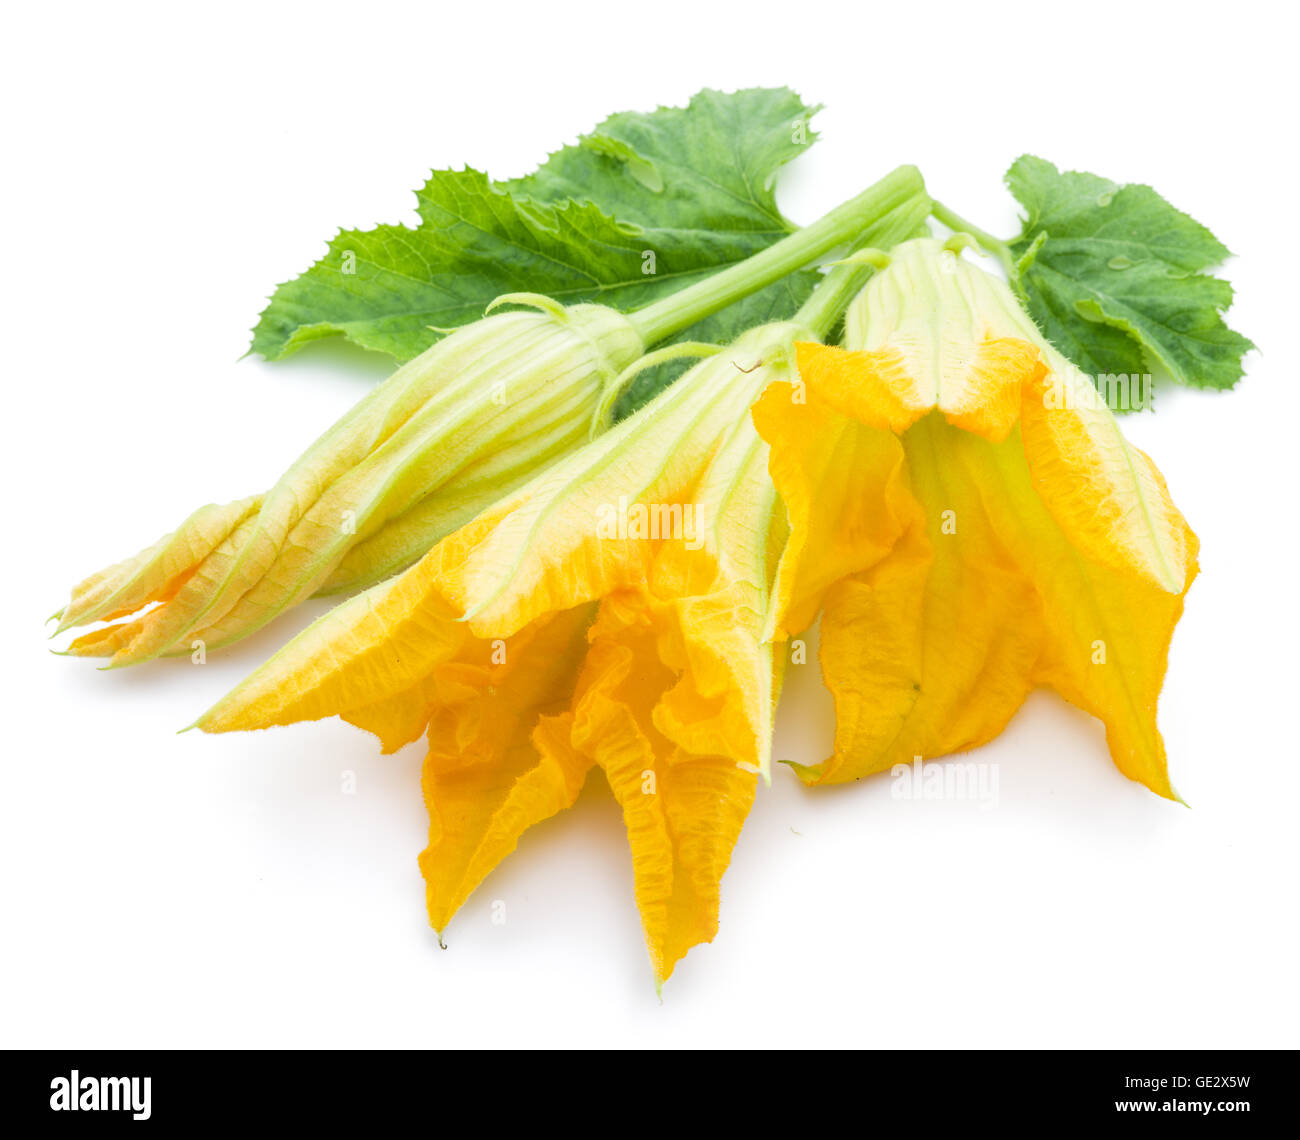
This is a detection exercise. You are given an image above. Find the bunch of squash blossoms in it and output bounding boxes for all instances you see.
[57,167,1198,987]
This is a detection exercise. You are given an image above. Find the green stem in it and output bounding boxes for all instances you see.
[629,165,927,345]
[930,199,1016,278]
[795,191,935,339]
[793,262,874,340]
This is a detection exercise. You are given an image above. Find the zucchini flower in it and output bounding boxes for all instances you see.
[53,166,929,667]
[193,220,929,986]
[751,237,1198,800]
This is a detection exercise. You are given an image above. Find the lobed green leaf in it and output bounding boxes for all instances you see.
[251,88,822,364]
[1006,155,1253,391]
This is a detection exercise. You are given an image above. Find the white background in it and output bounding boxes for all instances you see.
[3,0,1296,1048]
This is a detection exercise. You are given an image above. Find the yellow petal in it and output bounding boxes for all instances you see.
[752,371,917,638]
[643,413,783,775]
[802,412,1196,799]
[790,337,1037,441]
[1020,364,1191,593]
[346,604,594,755]
[836,238,1048,438]
[421,713,591,934]
[984,417,1199,797]
[566,413,781,974]
[568,621,756,987]
[55,496,261,635]
[417,604,594,933]
[72,506,267,664]
[196,562,471,734]
[804,414,1043,784]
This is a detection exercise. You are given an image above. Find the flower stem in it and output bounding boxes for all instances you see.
[795,191,935,340]
[629,166,927,345]
[929,199,1017,279]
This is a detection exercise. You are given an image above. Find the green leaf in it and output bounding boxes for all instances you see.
[1005,155,1253,391]
[504,86,815,235]
[251,88,822,363]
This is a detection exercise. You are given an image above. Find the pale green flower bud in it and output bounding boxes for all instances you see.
[55,300,642,665]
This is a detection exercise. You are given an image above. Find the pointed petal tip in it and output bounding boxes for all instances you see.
[190,705,233,736]
[779,758,824,786]
[52,606,90,636]
[56,639,110,660]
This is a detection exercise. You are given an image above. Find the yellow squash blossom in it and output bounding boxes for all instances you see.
[53,167,930,668]
[196,313,897,986]
[751,237,1198,800]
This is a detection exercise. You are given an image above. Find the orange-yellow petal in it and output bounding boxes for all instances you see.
[752,375,917,638]
[568,621,756,988]
[55,496,262,637]
[800,412,1196,799]
[803,414,1042,784]
[417,605,595,932]
[1019,366,1191,594]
